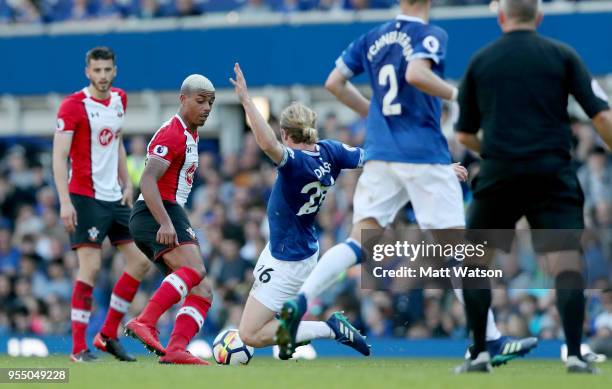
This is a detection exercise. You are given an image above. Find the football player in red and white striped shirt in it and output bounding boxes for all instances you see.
[52,47,151,362]
[125,74,215,365]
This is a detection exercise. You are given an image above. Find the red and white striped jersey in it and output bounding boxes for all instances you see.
[140,115,199,207]
[56,87,127,202]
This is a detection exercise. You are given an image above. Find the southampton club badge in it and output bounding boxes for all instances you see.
[88,227,100,242]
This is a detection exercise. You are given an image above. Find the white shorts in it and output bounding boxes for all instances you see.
[249,243,318,312]
[353,161,465,229]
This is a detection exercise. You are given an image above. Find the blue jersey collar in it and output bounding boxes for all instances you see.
[396,14,426,24]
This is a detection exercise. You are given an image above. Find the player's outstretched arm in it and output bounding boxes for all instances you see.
[230,62,285,164]
[325,68,369,117]
[593,109,612,149]
[52,131,77,233]
[405,59,458,101]
[140,158,178,247]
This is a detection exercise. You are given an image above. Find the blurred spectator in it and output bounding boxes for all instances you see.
[171,0,200,16]
[0,227,20,276]
[10,0,42,23]
[277,0,299,13]
[317,0,343,11]
[67,0,94,20]
[591,289,612,357]
[240,0,272,13]
[594,289,612,338]
[3,146,34,190]
[209,239,251,287]
[579,146,612,227]
[96,0,123,20]
[136,0,164,18]
[344,0,369,10]
[127,135,147,193]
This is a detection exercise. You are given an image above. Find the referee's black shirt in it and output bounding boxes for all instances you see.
[456,30,609,162]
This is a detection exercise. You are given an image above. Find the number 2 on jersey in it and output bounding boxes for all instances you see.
[379,64,401,116]
[297,181,329,216]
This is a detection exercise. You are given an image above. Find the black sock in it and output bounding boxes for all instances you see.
[462,266,491,358]
[555,271,585,359]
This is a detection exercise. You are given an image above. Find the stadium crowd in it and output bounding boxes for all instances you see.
[0,0,587,25]
[0,108,611,356]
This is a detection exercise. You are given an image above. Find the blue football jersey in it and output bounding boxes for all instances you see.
[268,139,364,261]
[336,15,451,164]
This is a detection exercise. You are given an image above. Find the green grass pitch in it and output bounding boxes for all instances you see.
[1,355,611,389]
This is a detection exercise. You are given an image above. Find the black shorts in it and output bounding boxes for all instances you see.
[129,200,198,272]
[467,159,584,252]
[70,194,133,249]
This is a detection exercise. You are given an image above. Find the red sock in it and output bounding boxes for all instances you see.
[71,280,93,354]
[167,295,212,352]
[100,272,140,339]
[138,267,202,327]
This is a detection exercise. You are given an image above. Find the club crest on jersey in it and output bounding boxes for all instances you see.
[87,227,100,242]
[185,163,197,186]
[154,145,169,157]
[186,227,197,240]
[99,128,115,146]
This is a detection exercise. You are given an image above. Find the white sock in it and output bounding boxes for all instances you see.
[453,288,502,341]
[295,321,334,343]
[299,240,360,302]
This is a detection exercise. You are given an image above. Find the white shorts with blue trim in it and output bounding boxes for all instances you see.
[249,243,318,312]
[353,161,465,229]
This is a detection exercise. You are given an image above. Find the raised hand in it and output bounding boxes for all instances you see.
[229,62,250,103]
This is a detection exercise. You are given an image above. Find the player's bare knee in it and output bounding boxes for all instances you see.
[126,258,151,279]
[239,329,263,348]
[241,335,260,348]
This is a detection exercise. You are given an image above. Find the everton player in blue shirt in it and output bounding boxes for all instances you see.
[230,63,370,360]
[278,0,536,366]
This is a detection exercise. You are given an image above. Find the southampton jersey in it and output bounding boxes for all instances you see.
[336,14,451,164]
[140,115,199,207]
[56,87,127,201]
[268,140,364,261]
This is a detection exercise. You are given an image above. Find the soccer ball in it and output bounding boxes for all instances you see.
[212,329,254,365]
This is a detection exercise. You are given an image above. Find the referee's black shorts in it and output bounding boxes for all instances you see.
[129,200,199,274]
[466,158,584,253]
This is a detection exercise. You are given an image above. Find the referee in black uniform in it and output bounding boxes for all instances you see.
[455,0,612,373]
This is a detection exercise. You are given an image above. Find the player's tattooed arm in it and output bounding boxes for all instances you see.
[117,134,134,207]
[140,158,178,246]
[230,62,285,164]
[325,68,370,117]
[405,59,457,101]
[52,131,78,233]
